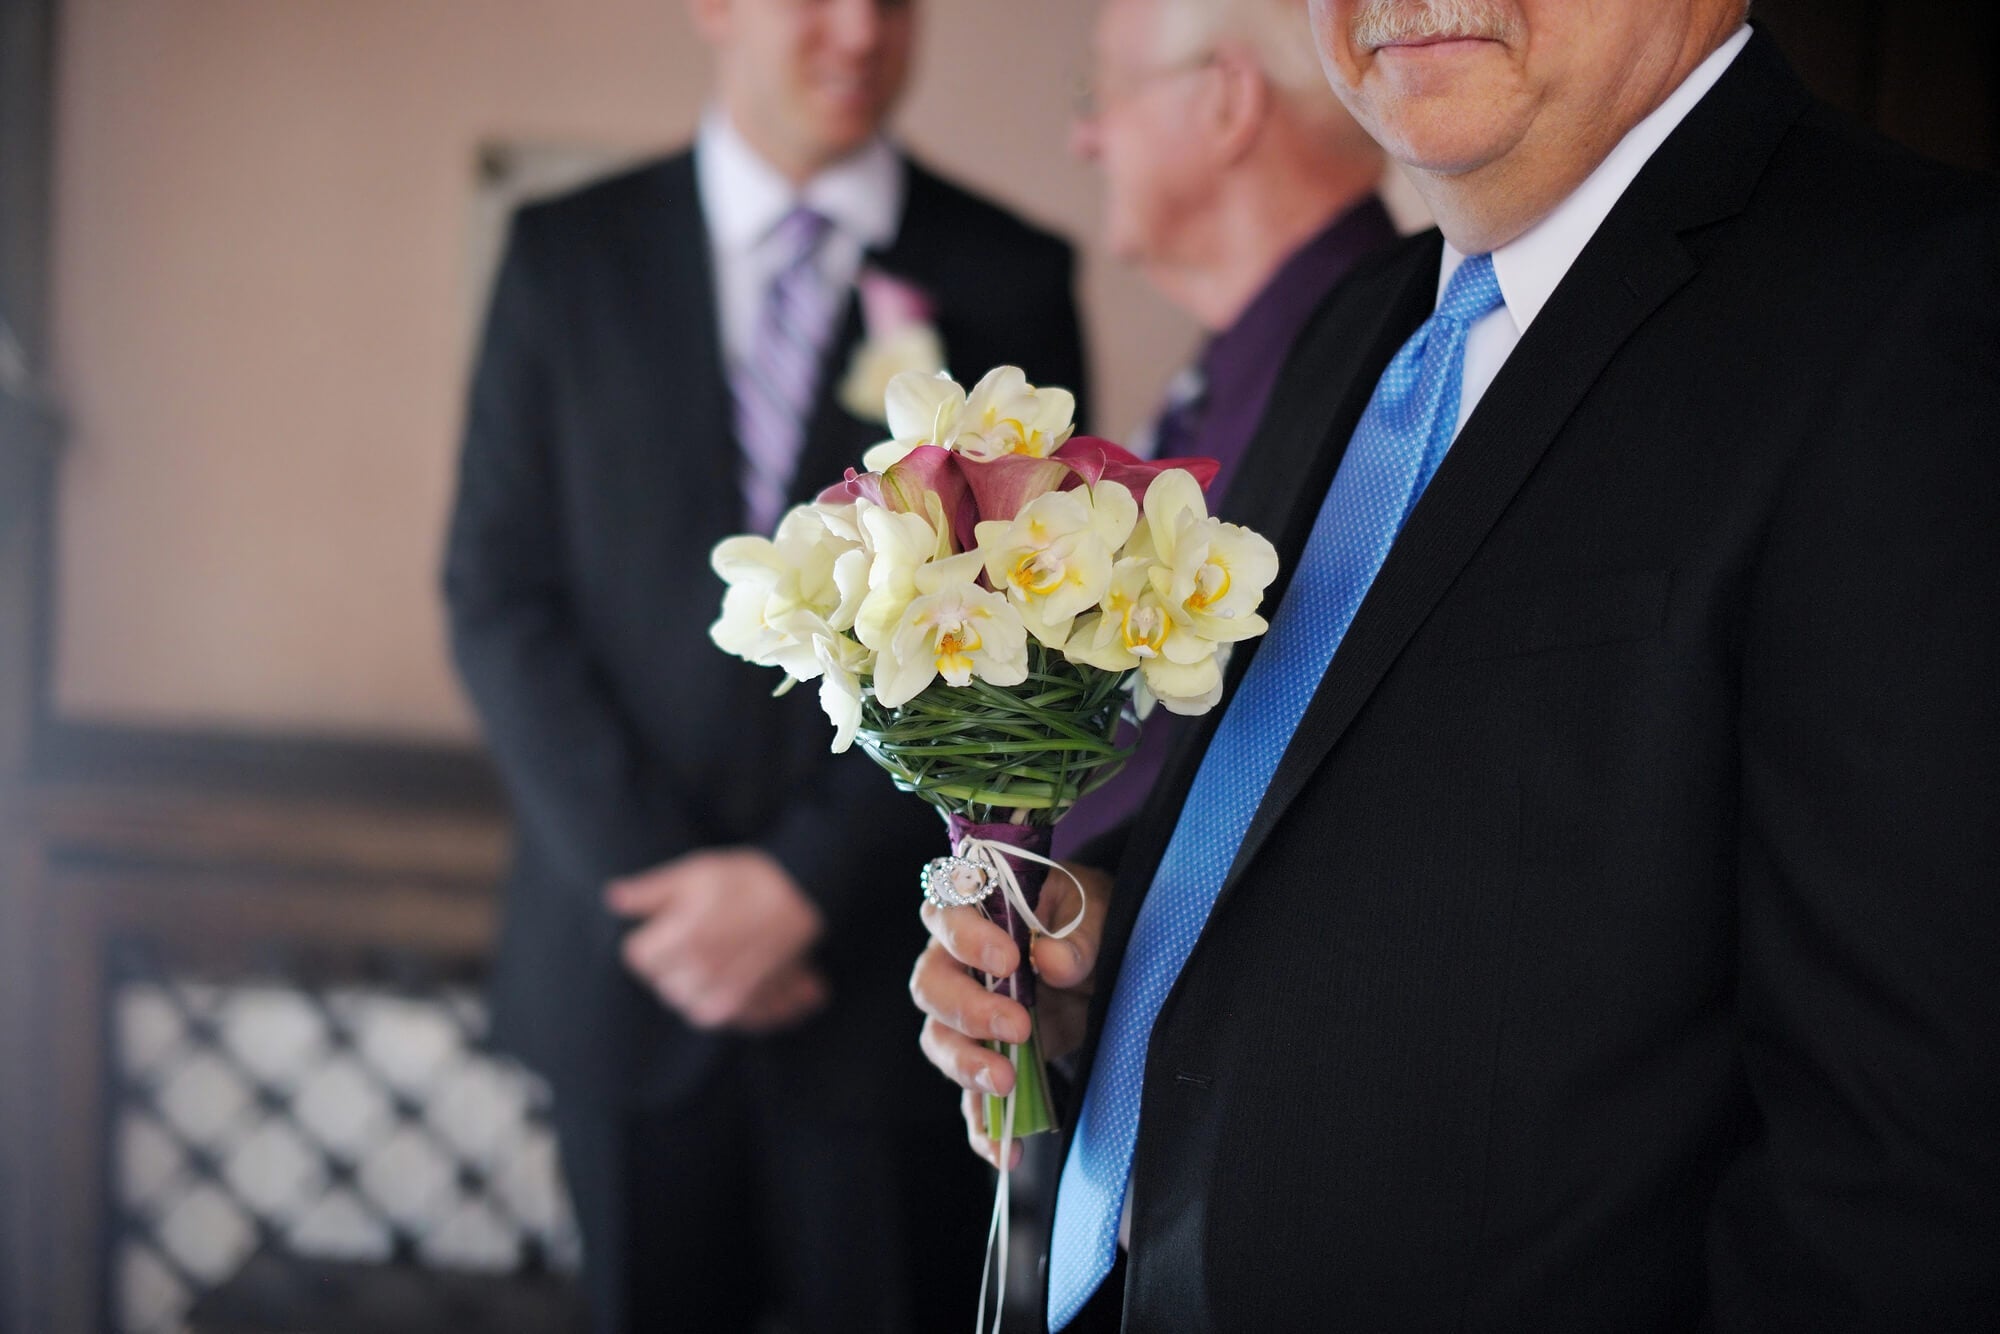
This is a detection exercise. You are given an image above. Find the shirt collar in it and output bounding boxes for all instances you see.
[696,106,904,255]
[1439,24,1752,332]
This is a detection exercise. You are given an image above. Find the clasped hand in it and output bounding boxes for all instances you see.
[607,847,827,1034]
[910,862,1111,1170]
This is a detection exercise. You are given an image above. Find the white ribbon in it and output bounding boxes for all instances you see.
[956,834,1087,1334]
[954,834,1089,944]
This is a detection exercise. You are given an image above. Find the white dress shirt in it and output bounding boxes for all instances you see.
[1443,25,1753,438]
[694,108,905,373]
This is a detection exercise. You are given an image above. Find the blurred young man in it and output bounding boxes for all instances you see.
[1056,0,1395,855]
[445,2,1087,1329]
[916,0,2000,1328]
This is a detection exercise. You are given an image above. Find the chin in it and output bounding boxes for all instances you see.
[803,88,890,141]
[1100,207,1148,269]
[806,114,879,159]
[1346,45,1527,171]
[1355,97,1518,178]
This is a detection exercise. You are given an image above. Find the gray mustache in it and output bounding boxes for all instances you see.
[1350,0,1524,48]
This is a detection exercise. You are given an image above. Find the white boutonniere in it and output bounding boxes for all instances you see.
[838,267,946,424]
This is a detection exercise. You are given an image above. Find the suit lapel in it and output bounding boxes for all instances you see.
[621,154,740,548]
[1213,29,1810,898]
[867,162,947,291]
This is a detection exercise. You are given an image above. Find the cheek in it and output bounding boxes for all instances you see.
[1307,1,1366,92]
[1102,123,1195,247]
[880,19,918,77]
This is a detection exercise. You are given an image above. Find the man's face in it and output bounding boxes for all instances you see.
[696,0,917,176]
[1308,0,1716,183]
[1071,0,1220,268]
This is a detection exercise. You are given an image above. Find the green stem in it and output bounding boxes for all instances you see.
[984,1011,1060,1140]
[856,645,1139,826]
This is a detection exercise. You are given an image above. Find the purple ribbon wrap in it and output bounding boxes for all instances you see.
[944,816,1053,1010]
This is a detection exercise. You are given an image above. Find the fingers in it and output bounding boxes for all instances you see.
[912,863,1112,1174]
[919,899,1020,977]
[618,912,739,1026]
[678,984,747,1030]
[920,1015,1017,1099]
[1030,931,1094,992]
[618,911,673,983]
[730,964,829,1034]
[909,942,1033,1046]
[605,865,683,918]
[1032,866,1087,935]
[962,1090,1023,1172]
[671,960,777,1030]
[618,907,697,985]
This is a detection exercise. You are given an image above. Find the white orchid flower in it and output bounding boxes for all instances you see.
[813,633,875,754]
[1140,469,1277,645]
[710,578,804,677]
[1066,559,1165,668]
[840,325,948,426]
[872,550,1030,709]
[1137,650,1227,716]
[953,366,1077,462]
[709,504,868,681]
[1067,558,1231,716]
[853,501,948,653]
[862,370,968,472]
[813,498,865,545]
[860,365,1077,472]
[974,480,1137,650]
[1130,647,1229,718]
[1063,470,1274,716]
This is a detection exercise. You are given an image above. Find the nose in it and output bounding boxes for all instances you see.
[827,0,887,55]
[1069,114,1101,162]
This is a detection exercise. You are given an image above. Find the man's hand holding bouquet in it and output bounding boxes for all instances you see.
[710,366,1279,1328]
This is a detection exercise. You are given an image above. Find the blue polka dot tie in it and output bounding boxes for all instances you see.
[1046,253,1505,1330]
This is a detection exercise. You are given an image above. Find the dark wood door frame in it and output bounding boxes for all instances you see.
[1,1,61,1330]
[1,0,58,760]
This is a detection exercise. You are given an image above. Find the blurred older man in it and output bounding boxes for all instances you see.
[446,1,1087,1330]
[1056,0,1395,855]
[914,0,2000,1328]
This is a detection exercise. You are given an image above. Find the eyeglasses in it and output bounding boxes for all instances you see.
[1071,52,1217,122]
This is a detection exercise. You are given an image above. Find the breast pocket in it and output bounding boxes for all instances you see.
[1430,568,1673,664]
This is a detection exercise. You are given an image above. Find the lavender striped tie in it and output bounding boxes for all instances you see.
[733,206,839,533]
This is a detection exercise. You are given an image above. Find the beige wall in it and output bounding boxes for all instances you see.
[49,0,1418,739]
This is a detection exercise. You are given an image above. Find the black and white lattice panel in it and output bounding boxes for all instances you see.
[108,959,578,1334]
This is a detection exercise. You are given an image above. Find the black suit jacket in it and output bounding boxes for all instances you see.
[445,149,1088,1113]
[1067,32,1999,1331]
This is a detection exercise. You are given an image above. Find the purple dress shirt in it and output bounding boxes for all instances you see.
[1055,195,1399,860]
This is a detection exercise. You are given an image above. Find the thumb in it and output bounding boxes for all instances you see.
[1030,863,1106,989]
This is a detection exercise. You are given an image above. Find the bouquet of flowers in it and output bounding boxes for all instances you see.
[709,361,1276,1161]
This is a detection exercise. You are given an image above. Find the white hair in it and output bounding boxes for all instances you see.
[1149,0,1353,130]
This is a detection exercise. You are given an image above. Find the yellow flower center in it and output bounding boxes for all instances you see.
[1189,557,1231,611]
[997,417,1046,456]
[1121,602,1169,657]
[936,624,983,675]
[1013,549,1067,596]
